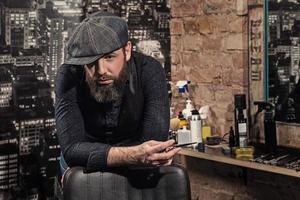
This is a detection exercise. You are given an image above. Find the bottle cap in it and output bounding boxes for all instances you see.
[234,94,246,109]
[191,109,199,115]
[185,99,194,109]
[178,111,184,119]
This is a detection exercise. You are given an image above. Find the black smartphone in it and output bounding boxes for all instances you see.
[174,142,197,148]
[160,142,197,153]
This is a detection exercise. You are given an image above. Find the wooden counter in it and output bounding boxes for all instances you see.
[178,149,300,178]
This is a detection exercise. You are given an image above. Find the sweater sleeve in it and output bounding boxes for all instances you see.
[55,65,111,172]
[139,57,170,142]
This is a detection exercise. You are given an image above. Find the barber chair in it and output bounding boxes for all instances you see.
[62,165,191,200]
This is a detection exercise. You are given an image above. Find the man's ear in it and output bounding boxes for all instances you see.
[125,41,132,61]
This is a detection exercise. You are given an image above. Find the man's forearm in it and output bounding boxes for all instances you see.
[106,140,180,168]
[107,146,144,166]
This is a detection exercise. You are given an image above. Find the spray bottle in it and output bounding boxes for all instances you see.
[182,99,194,119]
[176,80,190,94]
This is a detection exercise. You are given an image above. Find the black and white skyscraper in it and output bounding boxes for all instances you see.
[0,0,170,198]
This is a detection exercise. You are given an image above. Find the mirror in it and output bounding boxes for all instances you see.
[249,0,300,148]
[268,0,300,123]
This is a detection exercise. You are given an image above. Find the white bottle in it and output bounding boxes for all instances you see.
[189,109,202,148]
[182,99,194,119]
[177,126,191,144]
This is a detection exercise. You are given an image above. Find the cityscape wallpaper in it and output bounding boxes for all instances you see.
[268,0,300,123]
[0,0,170,199]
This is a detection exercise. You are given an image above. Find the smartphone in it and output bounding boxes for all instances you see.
[174,142,197,148]
[160,142,197,153]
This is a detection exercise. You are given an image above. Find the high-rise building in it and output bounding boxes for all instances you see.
[43,118,59,178]
[0,121,17,146]
[0,144,18,190]
[12,48,46,70]
[13,64,46,84]
[28,11,38,48]
[45,12,64,87]
[35,0,46,9]
[0,122,18,190]
[290,37,300,83]
[12,64,52,155]
[128,13,154,42]
[153,5,169,29]
[0,66,12,110]
[36,8,47,49]
[0,1,6,47]
[11,64,57,198]
[269,11,281,41]
[17,118,43,155]
[5,0,32,49]
[52,0,83,17]
[86,0,115,13]
[0,47,14,65]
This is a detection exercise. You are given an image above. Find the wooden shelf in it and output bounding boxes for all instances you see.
[178,149,300,178]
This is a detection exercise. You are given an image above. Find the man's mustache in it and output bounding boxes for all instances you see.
[93,74,116,81]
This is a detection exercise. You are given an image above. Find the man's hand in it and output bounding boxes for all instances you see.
[136,139,181,166]
[107,139,181,167]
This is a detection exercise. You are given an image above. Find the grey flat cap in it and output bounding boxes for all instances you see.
[64,11,129,65]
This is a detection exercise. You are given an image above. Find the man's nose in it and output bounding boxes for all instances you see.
[97,59,107,75]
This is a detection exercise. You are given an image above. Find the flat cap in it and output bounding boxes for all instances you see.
[65,11,128,65]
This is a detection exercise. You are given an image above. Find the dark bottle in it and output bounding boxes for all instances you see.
[237,111,247,148]
[234,94,248,148]
[264,106,277,153]
[253,101,277,153]
[229,126,235,148]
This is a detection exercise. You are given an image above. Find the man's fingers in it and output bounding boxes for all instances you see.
[162,158,173,166]
[165,139,176,147]
[146,158,173,166]
[147,147,181,161]
[147,144,164,154]
[140,139,177,166]
[147,139,176,154]
[146,140,161,146]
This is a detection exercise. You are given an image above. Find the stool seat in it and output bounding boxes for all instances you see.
[63,165,191,200]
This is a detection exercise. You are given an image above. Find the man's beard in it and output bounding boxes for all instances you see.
[86,63,128,103]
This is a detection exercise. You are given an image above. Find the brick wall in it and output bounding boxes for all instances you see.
[170,0,248,135]
[170,1,300,199]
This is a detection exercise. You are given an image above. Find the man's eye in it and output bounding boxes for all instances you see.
[104,55,114,60]
[86,63,94,68]
[86,60,97,68]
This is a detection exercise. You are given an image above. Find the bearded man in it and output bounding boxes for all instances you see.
[55,11,180,175]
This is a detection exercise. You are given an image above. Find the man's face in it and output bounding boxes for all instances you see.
[84,41,132,103]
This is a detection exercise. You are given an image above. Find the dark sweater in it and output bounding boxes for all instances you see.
[55,52,170,172]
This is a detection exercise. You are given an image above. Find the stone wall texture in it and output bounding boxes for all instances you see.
[170,1,300,199]
[170,0,248,135]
